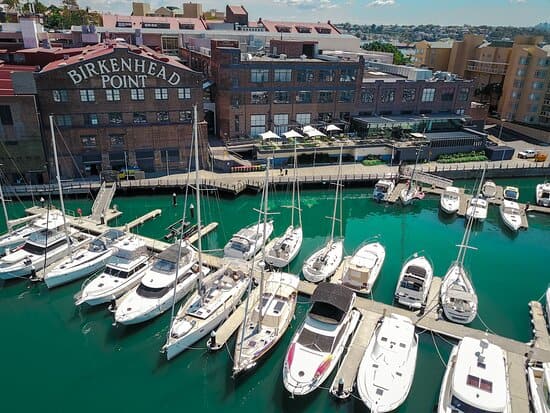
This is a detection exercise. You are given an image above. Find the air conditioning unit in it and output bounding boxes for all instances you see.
[280,53,287,60]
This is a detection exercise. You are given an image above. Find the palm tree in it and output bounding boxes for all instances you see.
[3,0,21,13]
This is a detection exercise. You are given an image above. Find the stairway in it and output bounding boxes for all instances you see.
[90,182,116,223]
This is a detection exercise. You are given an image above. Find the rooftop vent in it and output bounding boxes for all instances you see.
[279,53,287,60]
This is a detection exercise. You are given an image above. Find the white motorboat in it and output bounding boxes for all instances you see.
[465,196,488,221]
[339,241,386,294]
[527,361,550,413]
[223,221,273,261]
[439,186,460,214]
[438,337,511,413]
[44,229,127,288]
[394,254,434,309]
[303,145,344,283]
[373,179,395,202]
[283,283,360,396]
[232,271,300,375]
[536,182,550,207]
[114,242,200,325]
[74,236,151,306]
[481,180,497,198]
[356,314,418,412]
[499,200,522,232]
[503,186,519,201]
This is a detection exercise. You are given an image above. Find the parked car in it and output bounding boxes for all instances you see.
[518,149,537,159]
[535,152,548,162]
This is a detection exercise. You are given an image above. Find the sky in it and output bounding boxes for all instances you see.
[51,0,548,27]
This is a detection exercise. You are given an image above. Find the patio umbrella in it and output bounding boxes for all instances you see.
[326,124,342,132]
[302,125,326,138]
[260,130,281,140]
[283,130,303,139]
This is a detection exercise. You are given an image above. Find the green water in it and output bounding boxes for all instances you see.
[1,178,549,413]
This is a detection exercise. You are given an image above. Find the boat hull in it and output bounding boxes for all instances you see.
[302,240,343,283]
[264,227,302,268]
[44,251,112,288]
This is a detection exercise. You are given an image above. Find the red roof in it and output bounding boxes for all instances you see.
[260,20,340,34]
[101,14,207,30]
[0,63,36,95]
[227,5,247,16]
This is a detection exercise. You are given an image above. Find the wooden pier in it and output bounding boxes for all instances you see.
[529,301,550,351]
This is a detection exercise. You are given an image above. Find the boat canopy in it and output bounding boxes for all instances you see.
[157,243,191,264]
[310,282,354,323]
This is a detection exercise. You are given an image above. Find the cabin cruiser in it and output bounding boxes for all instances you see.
[536,182,550,207]
[164,264,250,360]
[499,200,522,232]
[339,242,385,294]
[223,221,273,261]
[357,314,418,412]
[439,186,460,214]
[302,239,343,283]
[0,226,89,280]
[0,211,64,256]
[481,180,497,198]
[283,283,360,396]
[394,254,434,309]
[114,243,200,325]
[74,237,150,306]
[44,229,127,288]
[503,186,519,201]
[465,196,488,222]
[440,262,478,324]
[264,226,302,268]
[373,180,395,202]
[232,271,300,375]
[438,337,511,413]
[527,361,550,413]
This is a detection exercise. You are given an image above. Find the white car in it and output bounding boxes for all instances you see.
[518,149,536,159]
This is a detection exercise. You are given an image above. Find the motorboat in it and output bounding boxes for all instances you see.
[465,196,488,222]
[283,283,360,396]
[394,254,434,310]
[439,186,460,214]
[0,211,65,256]
[0,227,90,280]
[302,239,344,283]
[44,229,127,288]
[232,271,299,375]
[356,314,418,412]
[163,264,250,360]
[437,337,511,413]
[536,182,550,207]
[223,221,273,261]
[481,180,497,198]
[114,242,200,325]
[339,242,386,294]
[373,180,395,202]
[502,186,519,201]
[499,200,522,232]
[399,183,425,206]
[74,237,151,306]
[527,361,550,413]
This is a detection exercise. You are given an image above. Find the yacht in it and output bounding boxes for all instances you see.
[356,314,418,412]
[74,237,151,306]
[373,180,395,202]
[232,271,300,375]
[339,242,386,294]
[527,361,550,413]
[536,182,550,207]
[394,254,434,310]
[223,221,273,261]
[283,283,360,396]
[0,227,89,280]
[503,186,519,201]
[439,186,460,214]
[438,337,511,413]
[465,196,488,222]
[499,200,522,232]
[481,180,497,198]
[114,242,200,325]
[0,211,64,256]
[44,229,127,288]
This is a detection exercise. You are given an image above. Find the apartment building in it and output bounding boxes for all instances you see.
[413,40,453,71]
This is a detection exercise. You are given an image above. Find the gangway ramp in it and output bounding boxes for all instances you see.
[90,182,116,223]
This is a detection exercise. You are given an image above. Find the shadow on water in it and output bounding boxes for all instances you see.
[437,209,458,225]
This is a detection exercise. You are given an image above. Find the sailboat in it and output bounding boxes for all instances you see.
[264,141,303,268]
[302,145,344,282]
[232,160,300,375]
[163,106,250,360]
[400,149,425,205]
[440,210,478,324]
[466,167,488,222]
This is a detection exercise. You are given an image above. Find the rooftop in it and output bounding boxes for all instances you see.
[0,63,36,95]
[101,14,207,30]
[227,5,247,16]
[260,19,340,35]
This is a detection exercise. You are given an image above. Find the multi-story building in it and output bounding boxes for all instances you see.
[412,40,454,71]
[183,2,203,18]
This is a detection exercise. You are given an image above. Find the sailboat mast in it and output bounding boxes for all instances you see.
[329,145,343,240]
[49,115,71,259]
[0,178,11,235]
[290,141,296,228]
[258,158,270,330]
[193,105,205,305]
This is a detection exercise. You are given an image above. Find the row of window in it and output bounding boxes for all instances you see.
[52,88,192,103]
[518,57,550,67]
[56,110,193,127]
[249,68,357,83]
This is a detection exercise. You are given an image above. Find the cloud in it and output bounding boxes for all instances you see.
[367,0,396,6]
[509,0,527,2]
[273,0,339,9]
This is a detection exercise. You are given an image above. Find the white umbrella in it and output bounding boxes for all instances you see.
[260,130,281,140]
[326,124,342,132]
[302,125,326,138]
[283,130,303,139]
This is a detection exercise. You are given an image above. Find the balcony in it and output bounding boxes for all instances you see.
[466,60,508,75]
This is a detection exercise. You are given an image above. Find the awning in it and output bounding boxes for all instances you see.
[302,125,326,138]
[283,130,303,139]
[260,130,281,140]
[326,124,341,132]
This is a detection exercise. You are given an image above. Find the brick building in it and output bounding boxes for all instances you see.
[30,40,207,179]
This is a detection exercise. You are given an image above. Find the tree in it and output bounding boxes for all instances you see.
[361,41,410,65]
[3,0,21,12]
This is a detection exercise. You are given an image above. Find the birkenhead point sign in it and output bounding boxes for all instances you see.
[67,57,181,88]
